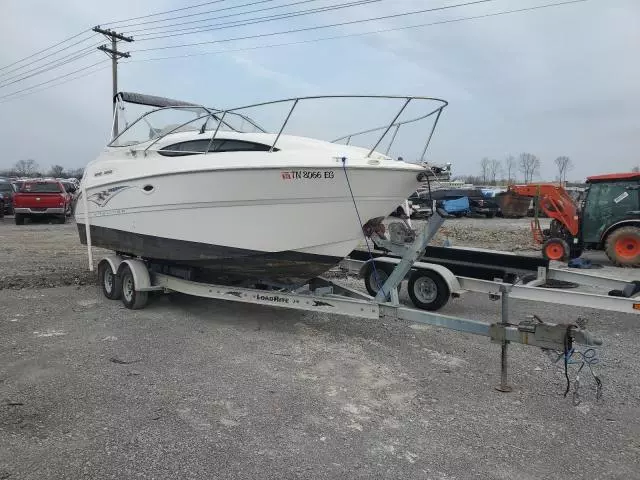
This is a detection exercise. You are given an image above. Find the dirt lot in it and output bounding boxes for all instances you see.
[0,217,543,291]
[1,217,639,479]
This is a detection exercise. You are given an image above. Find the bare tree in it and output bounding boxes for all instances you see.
[49,165,65,177]
[480,157,490,184]
[67,167,85,179]
[14,159,39,177]
[632,166,639,173]
[554,156,573,184]
[518,153,540,183]
[488,159,501,185]
[504,155,516,184]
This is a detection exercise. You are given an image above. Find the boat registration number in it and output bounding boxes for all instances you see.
[281,170,334,180]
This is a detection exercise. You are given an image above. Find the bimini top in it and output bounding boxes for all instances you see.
[587,172,640,183]
[114,92,204,111]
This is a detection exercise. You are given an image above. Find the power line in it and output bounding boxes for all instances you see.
[109,0,278,29]
[132,0,499,52]
[0,64,110,105]
[0,46,100,88]
[128,0,588,62]
[0,60,109,102]
[0,33,99,78]
[135,0,384,41]
[128,0,324,34]
[0,29,93,72]
[103,0,230,26]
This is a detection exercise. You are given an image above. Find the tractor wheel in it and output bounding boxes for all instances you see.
[605,226,640,267]
[542,238,569,262]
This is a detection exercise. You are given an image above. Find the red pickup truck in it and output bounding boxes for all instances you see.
[13,180,72,225]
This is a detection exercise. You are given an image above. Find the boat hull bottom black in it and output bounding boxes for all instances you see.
[77,224,343,287]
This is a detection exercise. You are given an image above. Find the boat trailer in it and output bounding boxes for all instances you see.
[342,216,640,315]
[94,211,611,398]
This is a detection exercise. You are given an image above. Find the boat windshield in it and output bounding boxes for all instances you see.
[111,106,209,147]
[109,93,267,148]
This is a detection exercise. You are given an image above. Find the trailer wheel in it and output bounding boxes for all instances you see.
[120,264,149,310]
[605,226,640,267]
[98,261,122,300]
[363,262,393,297]
[407,270,449,311]
[542,238,569,262]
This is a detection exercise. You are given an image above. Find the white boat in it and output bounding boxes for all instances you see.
[75,93,447,285]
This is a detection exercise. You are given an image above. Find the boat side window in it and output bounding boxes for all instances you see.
[158,139,216,157]
[159,139,274,156]
[215,140,273,152]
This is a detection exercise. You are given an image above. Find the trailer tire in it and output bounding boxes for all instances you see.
[363,262,393,297]
[605,226,640,267]
[407,269,449,311]
[120,264,149,309]
[98,261,121,300]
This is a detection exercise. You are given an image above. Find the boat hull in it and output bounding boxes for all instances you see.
[76,166,421,284]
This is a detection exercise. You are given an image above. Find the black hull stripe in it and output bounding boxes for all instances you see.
[77,224,342,285]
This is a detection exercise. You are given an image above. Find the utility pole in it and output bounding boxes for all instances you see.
[93,26,133,137]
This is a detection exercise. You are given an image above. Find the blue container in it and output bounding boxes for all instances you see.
[441,196,470,214]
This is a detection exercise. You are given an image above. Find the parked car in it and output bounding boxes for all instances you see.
[0,180,15,215]
[61,180,79,214]
[469,195,500,218]
[12,180,72,225]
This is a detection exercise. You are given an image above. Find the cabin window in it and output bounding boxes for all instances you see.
[158,139,275,157]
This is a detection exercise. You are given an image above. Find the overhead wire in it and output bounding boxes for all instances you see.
[107,0,279,29]
[0,33,100,79]
[135,0,384,40]
[0,64,111,105]
[0,59,109,102]
[102,0,231,26]
[130,0,511,52]
[127,0,587,61]
[126,0,325,34]
[0,29,93,72]
[0,45,101,89]
[0,0,588,103]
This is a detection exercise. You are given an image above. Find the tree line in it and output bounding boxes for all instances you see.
[0,159,84,179]
[471,153,575,186]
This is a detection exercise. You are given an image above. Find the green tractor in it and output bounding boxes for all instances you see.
[510,172,640,265]
[579,172,639,266]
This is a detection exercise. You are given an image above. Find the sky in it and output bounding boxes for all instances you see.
[0,0,638,181]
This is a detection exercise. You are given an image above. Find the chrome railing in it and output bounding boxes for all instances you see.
[110,95,448,160]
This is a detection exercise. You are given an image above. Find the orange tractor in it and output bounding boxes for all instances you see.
[508,172,640,266]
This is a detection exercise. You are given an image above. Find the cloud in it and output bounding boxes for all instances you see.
[0,0,638,177]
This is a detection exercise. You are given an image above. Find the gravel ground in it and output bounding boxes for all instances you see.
[0,216,543,291]
[0,216,639,479]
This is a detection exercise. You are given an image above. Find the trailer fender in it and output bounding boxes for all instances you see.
[358,257,402,277]
[412,261,463,296]
[117,259,154,291]
[359,257,463,296]
[98,254,124,278]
